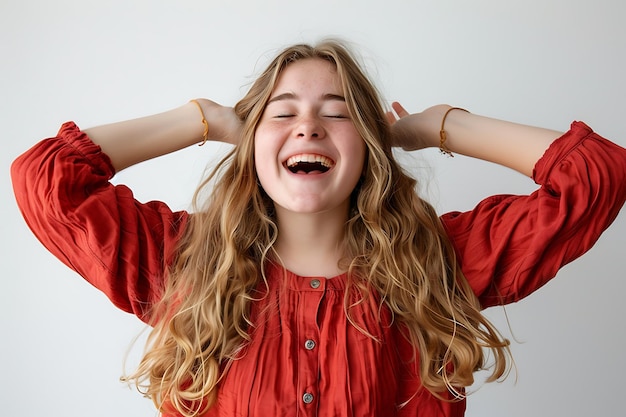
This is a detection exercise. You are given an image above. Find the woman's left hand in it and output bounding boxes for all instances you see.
[389,101,562,177]
[387,102,442,151]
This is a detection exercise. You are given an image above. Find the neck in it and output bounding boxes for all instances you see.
[274,205,348,278]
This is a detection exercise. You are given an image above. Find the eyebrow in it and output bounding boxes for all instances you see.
[267,92,346,104]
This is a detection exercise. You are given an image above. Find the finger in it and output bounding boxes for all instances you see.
[391,101,410,118]
[385,110,397,124]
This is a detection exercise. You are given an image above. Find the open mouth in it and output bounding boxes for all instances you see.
[285,154,334,174]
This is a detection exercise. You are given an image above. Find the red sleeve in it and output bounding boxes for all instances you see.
[441,121,626,308]
[10,122,189,321]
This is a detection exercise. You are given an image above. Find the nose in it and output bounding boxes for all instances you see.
[295,115,325,139]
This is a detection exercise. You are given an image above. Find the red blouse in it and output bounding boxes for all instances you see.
[11,122,626,416]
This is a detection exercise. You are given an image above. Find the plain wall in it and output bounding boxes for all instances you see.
[2,1,625,416]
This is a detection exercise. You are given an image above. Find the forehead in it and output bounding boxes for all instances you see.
[271,58,342,95]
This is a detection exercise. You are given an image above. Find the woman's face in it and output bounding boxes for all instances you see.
[254,58,366,216]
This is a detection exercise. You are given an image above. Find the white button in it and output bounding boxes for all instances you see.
[305,339,316,350]
[302,392,314,404]
[310,279,321,289]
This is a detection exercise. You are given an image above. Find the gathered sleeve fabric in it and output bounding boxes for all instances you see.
[10,122,189,322]
[441,121,626,308]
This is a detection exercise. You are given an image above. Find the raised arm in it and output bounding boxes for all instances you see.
[389,103,626,307]
[10,99,241,320]
[389,102,562,177]
[87,99,241,172]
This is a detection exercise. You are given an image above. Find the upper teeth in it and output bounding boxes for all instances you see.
[286,154,334,168]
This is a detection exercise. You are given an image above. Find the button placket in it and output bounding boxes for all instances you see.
[296,276,324,412]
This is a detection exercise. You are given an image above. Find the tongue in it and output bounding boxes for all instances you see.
[296,169,324,175]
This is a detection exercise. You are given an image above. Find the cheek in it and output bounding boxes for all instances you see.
[253,134,275,187]
[348,136,367,172]
[253,137,265,176]
[253,127,275,158]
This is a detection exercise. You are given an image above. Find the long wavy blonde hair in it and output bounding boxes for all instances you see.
[124,39,511,416]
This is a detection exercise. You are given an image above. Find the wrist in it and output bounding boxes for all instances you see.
[415,105,453,149]
[189,99,210,146]
[438,107,470,156]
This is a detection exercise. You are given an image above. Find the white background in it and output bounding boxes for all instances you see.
[2,1,625,416]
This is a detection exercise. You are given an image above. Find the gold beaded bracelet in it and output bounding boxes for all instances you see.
[439,107,469,157]
[190,99,209,146]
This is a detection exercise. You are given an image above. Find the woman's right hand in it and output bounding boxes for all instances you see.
[197,99,243,146]
[85,100,244,172]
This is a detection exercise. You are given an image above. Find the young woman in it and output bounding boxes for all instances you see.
[11,40,626,417]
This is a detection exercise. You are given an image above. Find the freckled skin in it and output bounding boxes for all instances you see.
[254,58,366,215]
